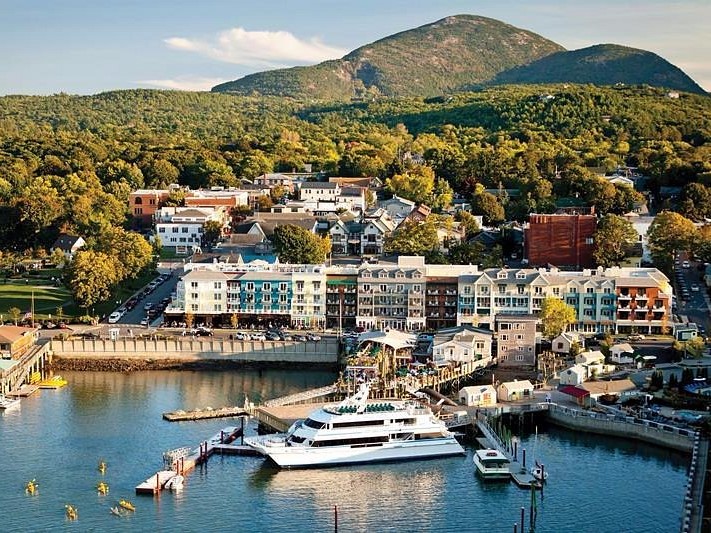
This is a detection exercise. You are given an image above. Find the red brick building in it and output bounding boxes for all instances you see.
[525,208,597,268]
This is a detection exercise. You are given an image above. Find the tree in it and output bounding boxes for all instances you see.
[455,211,480,238]
[385,165,435,205]
[539,297,576,339]
[230,313,239,329]
[679,183,711,221]
[385,219,439,256]
[593,214,638,267]
[202,220,223,249]
[184,311,194,329]
[685,336,706,358]
[94,227,153,281]
[471,191,505,226]
[667,372,678,391]
[8,307,21,326]
[647,211,698,272]
[65,250,121,309]
[272,224,331,264]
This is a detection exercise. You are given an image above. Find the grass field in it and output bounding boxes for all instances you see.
[0,268,159,323]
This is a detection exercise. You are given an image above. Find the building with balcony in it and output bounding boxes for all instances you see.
[356,256,427,331]
[424,276,460,330]
[155,206,228,255]
[430,325,493,366]
[325,268,359,330]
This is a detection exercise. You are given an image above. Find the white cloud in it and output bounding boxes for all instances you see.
[137,76,230,91]
[164,27,347,67]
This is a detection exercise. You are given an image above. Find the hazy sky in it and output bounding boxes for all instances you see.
[1,0,709,95]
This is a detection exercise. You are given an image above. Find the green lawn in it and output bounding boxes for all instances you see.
[0,268,159,323]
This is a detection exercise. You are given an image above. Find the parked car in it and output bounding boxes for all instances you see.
[194,327,213,337]
[108,311,122,324]
[691,284,700,292]
[140,317,149,326]
[306,333,321,341]
[265,332,281,341]
[251,333,266,341]
[682,260,691,268]
[627,334,645,342]
[293,334,307,342]
[144,302,153,311]
[233,332,246,341]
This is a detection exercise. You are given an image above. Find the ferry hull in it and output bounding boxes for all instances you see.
[245,436,464,468]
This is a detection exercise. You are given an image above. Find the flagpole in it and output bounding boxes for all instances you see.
[31,290,35,328]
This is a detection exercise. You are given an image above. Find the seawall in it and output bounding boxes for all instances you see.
[49,337,339,369]
[546,404,695,453]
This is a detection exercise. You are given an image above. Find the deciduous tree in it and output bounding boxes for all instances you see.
[539,297,576,339]
[65,250,120,309]
[647,211,698,272]
[272,224,331,264]
[593,214,638,267]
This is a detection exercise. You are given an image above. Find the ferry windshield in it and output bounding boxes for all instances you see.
[303,418,326,429]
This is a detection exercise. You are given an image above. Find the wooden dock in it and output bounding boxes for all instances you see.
[136,424,245,496]
[162,407,249,422]
[7,384,40,397]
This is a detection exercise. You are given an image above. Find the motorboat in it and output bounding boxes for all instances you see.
[119,499,135,511]
[110,506,122,517]
[245,382,464,468]
[530,462,548,482]
[473,449,511,480]
[165,474,184,491]
[97,481,109,495]
[0,395,21,411]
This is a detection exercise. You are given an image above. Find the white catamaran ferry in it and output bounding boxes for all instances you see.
[245,383,465,468]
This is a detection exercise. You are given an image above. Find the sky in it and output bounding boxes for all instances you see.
[1,0,709,95]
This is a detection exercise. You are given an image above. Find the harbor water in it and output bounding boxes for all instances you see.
[0,370,687,532]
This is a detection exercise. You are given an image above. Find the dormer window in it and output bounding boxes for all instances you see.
[497,271,507,279]
[516,272,526,279]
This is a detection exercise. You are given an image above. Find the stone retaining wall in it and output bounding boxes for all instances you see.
[547,404,695,453]
[49,338,339,365]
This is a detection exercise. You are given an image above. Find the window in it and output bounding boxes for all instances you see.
[134,197,143,205]
[534,286,542,295]
[517,285,525,294]
[158,227,165,233]
[586,287,593,294]
[515,354,525,361]
[500,334,509,341]
[380,284,387,293]
[190,293,198,299]
[191,304,198,311]
[296,282,304,291]
[570,287,577,293]
[515,334,523,341]
[585,237,594,245]
[362,284,371,292]
[500,323,510,330]
[516,272,526,279]
[182,227,189,233]
[190,282,198,288]
[172,227,179,233]
[279,294,287,303]
[279,283,288,292]
[553,288,560,296]
[497,271,507,279]
[464,286,472,295]
[584,298,594,306]
[604,287,611,294]
[214,282,222,289]
[584,309,594,317]
[263,294,271,303]
[263,282,271,291]
[214,304,222,311]
[413,285,421,293]
[313,281,321,290]
[214,293,221,300]
[396,284,403,292]
[245,282,254,291]
[498,284,506,294]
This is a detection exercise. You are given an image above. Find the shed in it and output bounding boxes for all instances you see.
[551,332,582,354]
[559,364,588,386]
[496,380,534,402]
[559,385,590,406]
[610,343,635,364]
[458,385,497,407]
[575,350,605,366]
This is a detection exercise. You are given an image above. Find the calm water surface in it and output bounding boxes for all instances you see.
[0,370,688,532]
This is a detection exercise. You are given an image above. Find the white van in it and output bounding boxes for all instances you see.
[108,311,122,324]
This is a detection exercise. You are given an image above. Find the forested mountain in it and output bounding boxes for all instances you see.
[212,15,564,99]
[492,44,705,94]
[212,15,705,99]
[0,84,710,256]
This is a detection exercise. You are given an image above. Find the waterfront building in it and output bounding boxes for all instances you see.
[325,267,359,331]
[356,256,427,331]
[495,314,538,367]
[0,325,39,359]
[457,385,497,406]
[496,380,534,402]
[171,257,672,336]
[430,325,493,366]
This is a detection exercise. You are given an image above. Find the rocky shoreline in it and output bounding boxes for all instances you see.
[51,357,338,372]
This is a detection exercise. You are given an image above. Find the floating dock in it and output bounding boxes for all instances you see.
[136,424,248,495]
[476,421,542,489]
[162,406,249,422]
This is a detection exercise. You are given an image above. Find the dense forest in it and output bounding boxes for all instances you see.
[0,84,710,258]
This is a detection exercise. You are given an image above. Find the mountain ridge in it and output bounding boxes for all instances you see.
[211,15,705,98]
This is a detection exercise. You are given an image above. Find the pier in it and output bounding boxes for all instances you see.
[136,423,253,495]
[162,406,250,422]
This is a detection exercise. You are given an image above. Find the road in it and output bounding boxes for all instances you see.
[672,257,710,333]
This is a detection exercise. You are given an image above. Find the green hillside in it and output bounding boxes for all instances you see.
[212,15,564,99]
[492,44,705,94]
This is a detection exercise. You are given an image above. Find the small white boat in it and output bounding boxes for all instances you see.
[0,395,20,411]
[531,462,548,482]
[165,474,184,491]
[473,449,511,480]
[110,506,122,517]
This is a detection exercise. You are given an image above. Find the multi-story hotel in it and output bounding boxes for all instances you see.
[170,259,672,335]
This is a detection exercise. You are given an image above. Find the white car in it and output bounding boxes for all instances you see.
[108,311,122,324]
[251,333,266,341]
[140,317,149,326]
[682,260,690,268]
[306,333,321,341]
[691,284,700,292]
